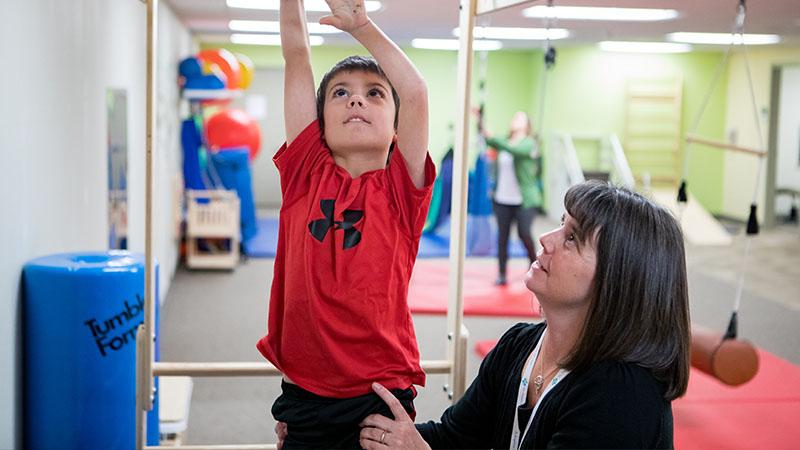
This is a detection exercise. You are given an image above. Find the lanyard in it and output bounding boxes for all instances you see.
[509,329,568,450]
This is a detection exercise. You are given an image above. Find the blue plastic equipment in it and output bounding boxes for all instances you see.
[181,117,207,191]
[23,251,160,450]
[211,147,258,242]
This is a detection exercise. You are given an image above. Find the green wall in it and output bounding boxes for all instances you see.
[201,42,728,213]
[538,47,728,212]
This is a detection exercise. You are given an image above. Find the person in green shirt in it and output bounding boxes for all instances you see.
[482,111,543,285]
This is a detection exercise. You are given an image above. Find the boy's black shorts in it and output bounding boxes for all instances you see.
[272,380,417,449]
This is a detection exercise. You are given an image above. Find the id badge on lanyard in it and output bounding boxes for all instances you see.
[509,330,544,450]
[509,329,567,450]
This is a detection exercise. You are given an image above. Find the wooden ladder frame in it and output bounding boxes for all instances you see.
[135,0,545,448]
[624,76,684,187]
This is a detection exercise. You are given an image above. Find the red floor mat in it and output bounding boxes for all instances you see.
[474,341,800,449]
[408,259,540,317]
[674,348,800,449]
[673,401,799,449]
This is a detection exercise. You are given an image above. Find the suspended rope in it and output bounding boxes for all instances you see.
[681,0,763,386]
[477,49,489,138]
[475,15,491,153]
[727,0,770,334]
[677,2,739,205]
[536,0,557,138]
[470,17,490,182]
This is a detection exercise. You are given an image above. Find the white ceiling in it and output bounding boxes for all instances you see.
[167,0,800,49]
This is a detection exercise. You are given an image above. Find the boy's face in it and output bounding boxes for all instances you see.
[322,70,396,155]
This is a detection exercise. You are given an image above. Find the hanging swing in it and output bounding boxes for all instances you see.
[679,0,763,387]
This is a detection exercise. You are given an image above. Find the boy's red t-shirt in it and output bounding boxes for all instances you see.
[256,120,435,398]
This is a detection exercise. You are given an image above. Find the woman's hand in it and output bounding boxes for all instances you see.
[320,0,370,32]
[275,421,287,450]
[359,383,431,450]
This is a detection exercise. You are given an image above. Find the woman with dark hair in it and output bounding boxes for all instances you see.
[357,180,691,449]
[482,111,543,285]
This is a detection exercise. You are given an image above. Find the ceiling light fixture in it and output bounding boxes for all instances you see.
[598,41,692,53]
[452,26,569,40]
[229,20,342,34]
[523,6,678,21]
[667,32,780,45]
[230,33,324,46]
[227,0,382,13]
[411,39,503,51]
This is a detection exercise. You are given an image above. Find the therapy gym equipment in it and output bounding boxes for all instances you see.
[134,0,541,448]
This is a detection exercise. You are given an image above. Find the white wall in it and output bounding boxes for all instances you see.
[723,46,800,220]
[232,68,285,208]
[776,65,800,215]
[0,1,193,447]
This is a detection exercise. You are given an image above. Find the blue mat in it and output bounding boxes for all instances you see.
[244,216,531,259]
[424,216,530,259]
[418,233,450,258]
[243,216,280,257]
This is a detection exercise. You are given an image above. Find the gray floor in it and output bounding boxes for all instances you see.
[160,216,800,446]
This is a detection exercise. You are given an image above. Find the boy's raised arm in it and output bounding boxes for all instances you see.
[321,0,429,188]
[281,0,318,146]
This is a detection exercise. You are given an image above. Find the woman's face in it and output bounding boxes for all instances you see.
[510,111,530,134]
[525,213,597,311]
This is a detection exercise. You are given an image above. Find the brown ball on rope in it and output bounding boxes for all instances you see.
[691,325,759,386]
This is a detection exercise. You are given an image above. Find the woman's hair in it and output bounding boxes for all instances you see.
[561,180,690,400]
[316,55,400,132]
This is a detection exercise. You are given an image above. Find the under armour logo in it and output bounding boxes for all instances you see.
[308,199,363,249]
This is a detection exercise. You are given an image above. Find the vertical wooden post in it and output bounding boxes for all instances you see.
[453,325,469,398]
[135,325,147,450]
[447,0,477,403]
[137,0,158,448]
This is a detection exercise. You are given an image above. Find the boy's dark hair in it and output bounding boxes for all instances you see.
[316,55,400,132]
[561,180,691,401]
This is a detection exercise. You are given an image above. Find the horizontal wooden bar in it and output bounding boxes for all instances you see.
[685,134,765,157]
[153,360,453,377]
[421,359,453,374]
[153,362,280,377]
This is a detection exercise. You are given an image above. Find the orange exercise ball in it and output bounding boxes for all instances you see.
[198,48,241,90]
[205,109,262,161]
